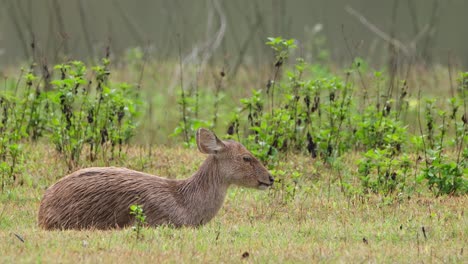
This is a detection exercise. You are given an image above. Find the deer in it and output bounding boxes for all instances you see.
[38,128,274,230]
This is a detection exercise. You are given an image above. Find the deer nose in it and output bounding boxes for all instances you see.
[268,174,274,184]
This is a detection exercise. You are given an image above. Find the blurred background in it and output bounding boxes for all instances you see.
[0,0,466,68]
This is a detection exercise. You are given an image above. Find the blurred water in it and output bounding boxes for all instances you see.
[0,0,466,67]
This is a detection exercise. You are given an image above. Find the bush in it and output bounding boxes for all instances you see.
[49,60,141,168]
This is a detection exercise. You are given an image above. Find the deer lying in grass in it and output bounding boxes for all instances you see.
[38,128,274,230]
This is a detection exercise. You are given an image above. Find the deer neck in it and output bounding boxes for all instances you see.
[178,156,230,224]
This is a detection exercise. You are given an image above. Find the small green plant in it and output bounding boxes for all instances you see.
[129,204,146,240]
[265,37,297,112]
[172,90,212,147]
[308,76,354,160]
[354,104,408,153]
[172,42,212,147]
[0,69,39,190]
[418,149,467,196]
[48,59,141,168]
[358,148,411,196]
[416,78,468,196]
[172,63,212,147]
[271,169,302,204]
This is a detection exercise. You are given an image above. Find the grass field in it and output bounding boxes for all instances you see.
[0,36,467,263]
[0,143,466,263]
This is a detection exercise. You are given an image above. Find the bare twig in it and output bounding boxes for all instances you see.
[46,0,56,61]
[136,44,151,90]
[77,0,95,60]
[16,0,35,61]
[409,24,430,49]
[406,0,420,37]
[421,0,441,64]
[200,0,226,71]
[168,0,226,92]
[52,0,69,55]
[387,0,400,101]
[230,3,263,78]
[212,68,225,128]
[341,24,368,105]
[112,0,146,46]
[345,6,410,56]
[106,18,119,58]
[448,51,454,97]
[4,0,30,59]
[177,35,189,144]
[417,89,429,167]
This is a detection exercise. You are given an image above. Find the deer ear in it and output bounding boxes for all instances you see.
[196,128,225,154]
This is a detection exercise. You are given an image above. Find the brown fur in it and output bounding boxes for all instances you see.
[38,128,273,230]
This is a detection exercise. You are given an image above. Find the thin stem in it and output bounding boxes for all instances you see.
[178,35,189,144]
[417,89,428,167]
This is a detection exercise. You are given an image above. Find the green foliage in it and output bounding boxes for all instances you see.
[229,36,467,197]
[358,148,411,196]
[0,69,40,190]
[129,204,147,240]
[233,47,355,162]
[354,103,411,197]
[0,59,142,189]
[415,76,468,196]
[457,71,468,93]
[266,37,297,63]
[418,149,467,196]
[172,90,212,148]
[270,169,302,204]
[354,104,408,152]
[305,76,354,159]
[1,36,466,199]
[49,60,141,168]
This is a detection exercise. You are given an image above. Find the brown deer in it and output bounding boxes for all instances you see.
[38,128,274,230]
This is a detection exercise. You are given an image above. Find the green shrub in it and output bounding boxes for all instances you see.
[49,60,141,168]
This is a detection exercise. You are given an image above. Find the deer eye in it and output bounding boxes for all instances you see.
[242,156,252,162]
